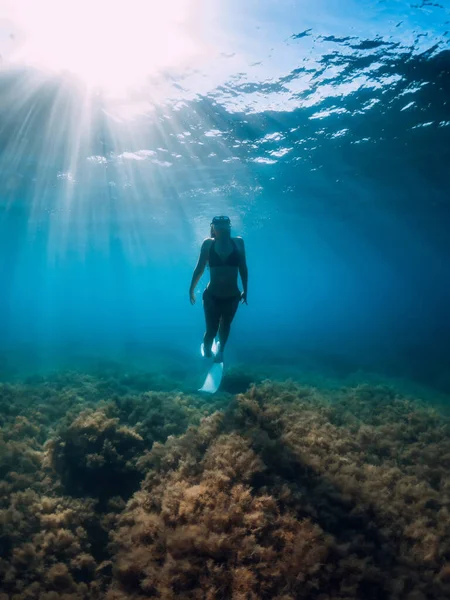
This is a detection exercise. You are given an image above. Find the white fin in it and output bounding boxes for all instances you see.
[199,362,223,394]
[201,339,219,358]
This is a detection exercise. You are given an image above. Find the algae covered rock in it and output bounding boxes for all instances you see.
[47,409,145,502]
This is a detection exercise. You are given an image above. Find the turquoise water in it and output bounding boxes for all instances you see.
[1,1,449,391]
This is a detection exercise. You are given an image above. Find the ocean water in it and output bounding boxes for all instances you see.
[1,1,450,599]
[0,0,449,391]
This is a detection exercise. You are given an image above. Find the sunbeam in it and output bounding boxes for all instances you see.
[3,0,207,95]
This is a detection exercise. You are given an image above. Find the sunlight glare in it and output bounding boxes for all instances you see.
[9,0,204,94]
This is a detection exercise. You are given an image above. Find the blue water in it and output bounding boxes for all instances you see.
[0,0,449,393]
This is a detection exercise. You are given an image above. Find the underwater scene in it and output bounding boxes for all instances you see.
[1,1,450,598]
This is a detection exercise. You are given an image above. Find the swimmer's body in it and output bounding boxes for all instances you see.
[189,215,248,363]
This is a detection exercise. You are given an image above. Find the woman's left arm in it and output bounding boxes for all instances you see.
[237,237,248,303]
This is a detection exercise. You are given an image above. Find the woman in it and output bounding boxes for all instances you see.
[189,215,248,363]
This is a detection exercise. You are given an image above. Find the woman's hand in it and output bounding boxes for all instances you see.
[189,290,196,305]
[240,291,248,305]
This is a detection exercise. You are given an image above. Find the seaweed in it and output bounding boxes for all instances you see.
[1,371,450,599]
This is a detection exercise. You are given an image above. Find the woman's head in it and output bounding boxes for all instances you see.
[210,215,231,238]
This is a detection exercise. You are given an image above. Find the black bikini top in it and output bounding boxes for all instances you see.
[209,239,240,268]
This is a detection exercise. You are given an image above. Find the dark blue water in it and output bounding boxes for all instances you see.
[0,0,449,393]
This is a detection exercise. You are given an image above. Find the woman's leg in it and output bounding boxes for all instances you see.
[202,290,221,357]
[216,296,240,360]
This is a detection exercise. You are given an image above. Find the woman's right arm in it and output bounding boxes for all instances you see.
[189,239,211,302]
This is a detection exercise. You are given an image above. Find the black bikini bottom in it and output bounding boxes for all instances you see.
[203,288,241,323]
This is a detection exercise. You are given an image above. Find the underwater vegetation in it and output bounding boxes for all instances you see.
[0,371,450,599]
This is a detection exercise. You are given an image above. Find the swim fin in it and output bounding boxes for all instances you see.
[199,339,223,393]
[201,339,219,358]
[198,361,224,393]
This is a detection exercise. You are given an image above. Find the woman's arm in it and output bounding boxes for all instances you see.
[236,237,248,302]
[189,239,211,302]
